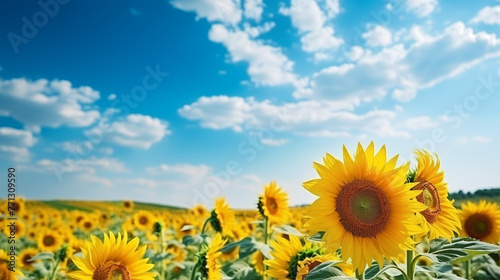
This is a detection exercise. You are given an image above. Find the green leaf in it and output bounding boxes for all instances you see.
[221,237,252,254]
[308,231,325,242]
[425,238,500,263]
[272,225,305,237]
[28,252,54,261]
[304,261,356,280]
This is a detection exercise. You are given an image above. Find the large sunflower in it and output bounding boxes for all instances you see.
[68,231,155,280]
[258,181,291,225]
[303,142,426,273]
[196,234,228,280]
[209,197,236,237]
[265,234,345,280]
[408,150,461,240]
[459,200,500,244]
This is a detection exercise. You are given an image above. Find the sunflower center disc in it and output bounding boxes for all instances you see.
[94,261,131,280]
[336,180,390,237]
[43,236,55,246]
[465,213,492,239]
[139,216,148,225]
[267,198,278,214]
[413,181,441,224]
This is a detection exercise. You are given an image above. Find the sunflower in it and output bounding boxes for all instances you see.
[408,150,461,240]
[3,219,26,238]
[37,230,63,252]
[196,234,228,280]
[0,250,24,280]
[303,142,426,273]
[18,248,39,271]
[459,200,500,244]
[258,181,291,225]
[68,231,155,280]
[265,234,342,280]
[79,217,97,233]
[133,210,156,232]
[123,200,134,211]
[209,198,236,237]
[190,204,209,218]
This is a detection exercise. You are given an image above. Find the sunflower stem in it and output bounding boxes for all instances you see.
[159,227,165,280]
[190,262,200,280]
[465,259,472,280]
[48,258,61,280]
[201,218,210,235]
[406,249,414,280]
[264,216,269,244]
[355,269,365,280]
[264,216,269,280]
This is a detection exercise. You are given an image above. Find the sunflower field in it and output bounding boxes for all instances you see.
[2,142,500,280]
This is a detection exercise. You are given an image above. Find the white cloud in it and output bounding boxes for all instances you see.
[209,24,303,88]
[324,0,340,18]
[244,0,264,21]
[243,21,275,37]
[0,146,31,162]
[301,26,343,52]
[311,22,500,103]
[146,163,212,178]
[0,127,38,162]
[87,114,171,149]
[0,78,100,129]
[170,0,242,25]
[456,136,492,147]
[260,138,288,146]
[99,147,114,155]
[179,95,410,138]
[406,0,438,17]
[280,0,343,53]
[107,93,117,101]
[362,25,393,47]
[0,127,37,147]
[471,6,500,25]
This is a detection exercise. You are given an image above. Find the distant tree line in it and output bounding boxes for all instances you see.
[449,187,500,200]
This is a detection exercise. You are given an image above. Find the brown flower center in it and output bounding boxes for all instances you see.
[93,261,130,280]
[336,180,390,237]
[139,216,148,225]
[302,260,323,280]
[267,198,278,214]
[413,181,441,224]
[465,213,492,240]
[84,221,92,229]
[22,253,35,266]
[43,235,55,246]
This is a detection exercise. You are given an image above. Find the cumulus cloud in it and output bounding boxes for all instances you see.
[362,25,393,47]
[244,0,264,21]
[87,114,171,149]
[0,127,38,162]
[406,0,438,17]
[209,24,305,88]
[310,22,500,103]
[471,6,500,25]
[170,0,242,25]
[280,0,343,53]
[0,78,100,130]
[179,95,411,138]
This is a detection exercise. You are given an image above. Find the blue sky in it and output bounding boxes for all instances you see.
[0,0,499,208]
